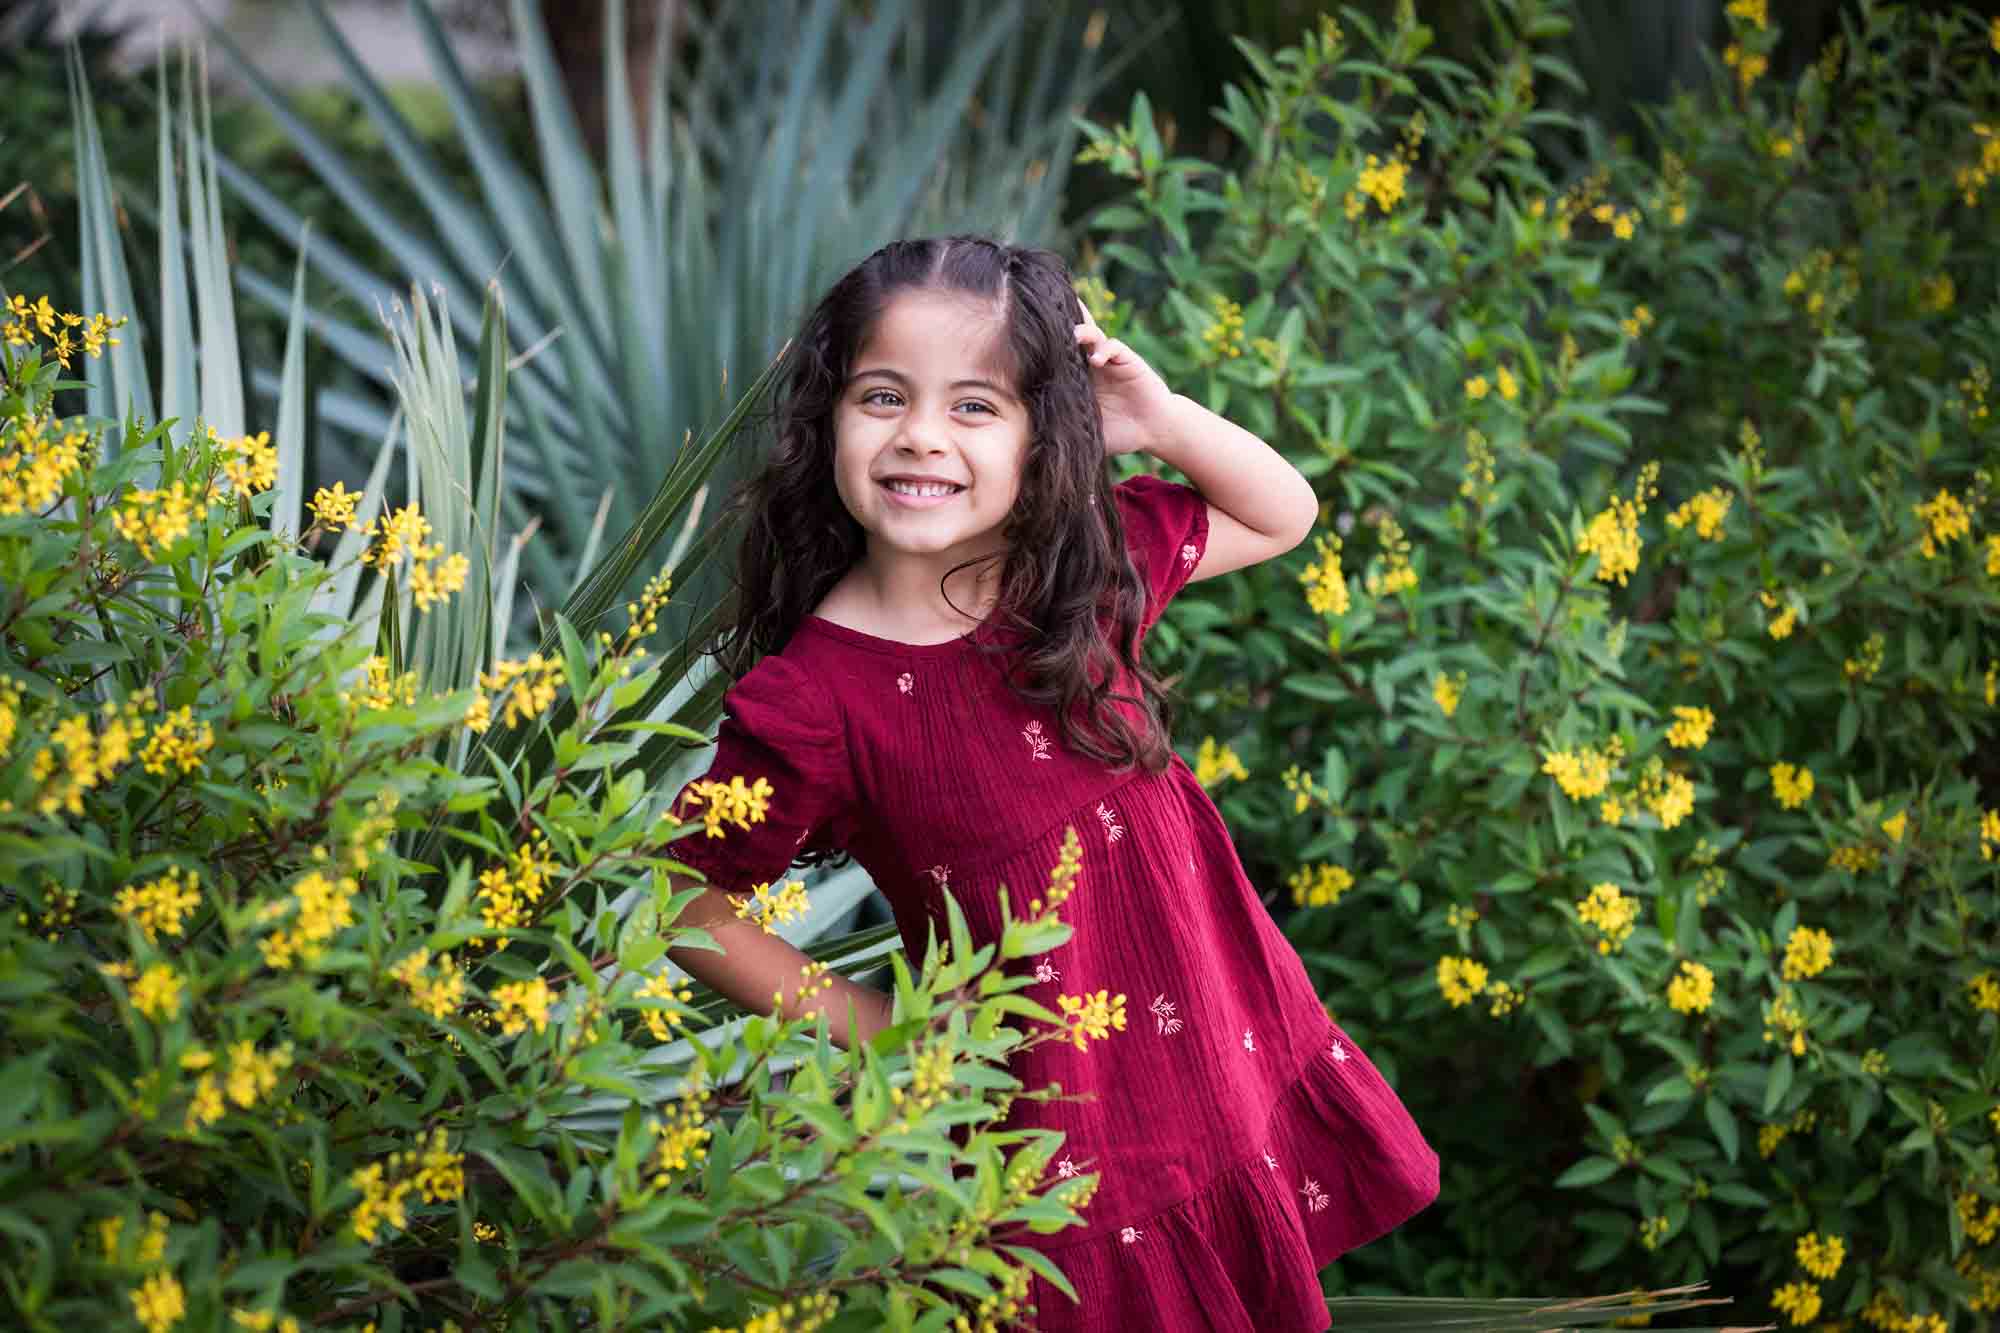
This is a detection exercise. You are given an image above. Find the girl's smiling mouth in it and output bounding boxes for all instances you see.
[880,478,967,506]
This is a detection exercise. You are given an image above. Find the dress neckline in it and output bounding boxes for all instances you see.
[800,613,995,657]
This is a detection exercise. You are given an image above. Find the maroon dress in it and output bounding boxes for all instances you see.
[669,475,1440,1331]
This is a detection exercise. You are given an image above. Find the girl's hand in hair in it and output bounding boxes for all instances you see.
[1075,307,1175,457]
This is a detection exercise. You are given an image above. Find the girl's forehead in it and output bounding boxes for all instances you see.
[854,288,1017,384]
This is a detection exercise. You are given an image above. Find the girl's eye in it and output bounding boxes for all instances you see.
[957,400,996,415]
[859,388,902,407]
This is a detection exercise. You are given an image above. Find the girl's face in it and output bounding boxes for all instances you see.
[832,288,1032,582]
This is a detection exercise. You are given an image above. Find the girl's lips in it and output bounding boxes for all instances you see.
[880,481,964,509]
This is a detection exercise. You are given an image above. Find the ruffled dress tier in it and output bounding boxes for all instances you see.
[669,476,1439,1331]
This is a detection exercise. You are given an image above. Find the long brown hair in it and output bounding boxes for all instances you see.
[708,235,1175,777]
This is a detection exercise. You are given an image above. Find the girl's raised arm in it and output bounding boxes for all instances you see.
[1076,309,1318,581]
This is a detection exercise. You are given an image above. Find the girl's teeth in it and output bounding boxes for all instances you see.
[888,482,959,496]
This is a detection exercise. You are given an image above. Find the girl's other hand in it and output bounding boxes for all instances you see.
[1075,307,1174,457]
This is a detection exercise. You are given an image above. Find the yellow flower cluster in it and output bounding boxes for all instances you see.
[1667,960,1715,1014]
[478,835,559,936]
[1795,1231,1845,1280]
[1912,488,1971,559]
[492,977,556,1037]
[1637,1214,1669,1251]
[139,705,213,778]
[1635,759,1696,830]
[1194,736,1249,787]
[206,425,278,496]
[183,1040,294,1133]
[679,773,775,839]
[1771,1281,1821,1326]
[1344,114,1424,219]
[1577,463,1658,587]
[636,972,695,1041]
[1960,1190,2000,1246]
[1298,534,1350,616]
[707,1293,842,1333]
[1576,882,1638,954]
[1989,536,2000,579]
[652,1067,714,1183]
[1860,1288,1949,1333]
[1201,295,1245,360]
[1460,429,1497,505]
[257,865,359,970]
[131,1269,186,1333]
[1588,201,1639,240]
[306,481,362,531]
[1073,275,1116,324]
[732,878,810,934]
[1956,122,2000,206]
[1665,487,1731,541]
[1664,705,1714,750]
[1843,631,1886,682]
[1288,863,1353,908]
[1435,955,1489,1009]
[1968,971,2000,1014]
[0,675,19,757]
[1056,989,1128,1050]
[1484,978,1520,1018]
[114,866,201,944]
[360,502,469,612]
[112,480,208,562]
[1280,763,1327,814]
[389,948,465,1020]
[1757,587,1798,640]
[27,698,149,815]
[1542,743,1616,801]
[0,409,91,517]
[889,1032,957,1119]
[1363,512,1418,597]
[1882,809,1909,843]
[1620,304,1656,339]
[1781,926,1834,981]
[1763,985,1808,1056]
[2,295,125,367]
[130,962,184,1021]
[350,1129,465,1243]
[1827,842,1881,874]
[344,655,419,713]
[1770,761,1814,810]
[1958,1251,2000,1316]
[1431,671,1465,717]
[1725,0,1767,27]
[1025,824,1084,919]
[1724,42,1769,93]
[228,1309,305,1332]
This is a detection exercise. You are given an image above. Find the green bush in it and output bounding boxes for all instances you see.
[1083,0,1999,1326]
[0,305,1105,1331]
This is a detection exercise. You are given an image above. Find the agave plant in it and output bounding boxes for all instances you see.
[199,0,1118,614]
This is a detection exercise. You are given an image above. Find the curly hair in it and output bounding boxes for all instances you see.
[707,234,1176,789]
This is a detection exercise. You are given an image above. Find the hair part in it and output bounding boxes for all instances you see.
[706,235,1176,863]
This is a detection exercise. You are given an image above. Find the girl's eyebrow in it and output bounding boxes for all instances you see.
[849,367,1020,402]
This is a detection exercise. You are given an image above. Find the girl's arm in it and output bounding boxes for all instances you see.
[1075,311,1319,581]
[666,882,895,1051]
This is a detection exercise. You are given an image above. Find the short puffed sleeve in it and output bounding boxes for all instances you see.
[1112,473,1211,632]
[665,654,853,896]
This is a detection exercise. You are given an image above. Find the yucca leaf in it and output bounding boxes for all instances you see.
[155,52,195,431]
[185,45,244,437]
[271,229,312,542]
[67,43,154,432]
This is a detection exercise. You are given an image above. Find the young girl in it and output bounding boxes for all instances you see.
[664,235,1439,1331]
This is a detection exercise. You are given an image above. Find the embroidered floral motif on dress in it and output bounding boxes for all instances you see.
[1120,1225,1143,1244]
[925,864,950,888]
[1262,1151,1278,1170]
[1055,1157,1080,1179]
[1242,1028,1256,1052]
[1181,541,1199,571]
[1301,1178,1331,1213]
[1330,1038,1351,1063]
[1023,720,1053,760]
[896,672,913,694]
[1150,992,1183,1035]
[1034,959,1062,984]
[1096,801,1125,843]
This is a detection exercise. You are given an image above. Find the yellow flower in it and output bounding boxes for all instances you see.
[183,1072,225,1134]
[1769,761,1814,809]
[1194,736,1249,787]
[1771,1281,1821,1326]
[1912,488,1971,558]
[1464,374,1490,401]
[1794,1231,1845,1280]
[113,866,202,944]
[1201,295,1245,360]
[306,481,362,531]
[1726,0,1768,28]
[1781,926,1833,981]
[680,774,776,840]
[1969,971,2000,1014]
[1431,671,1463,717]
[1664,488,1731,540]
[1881,810,1908,843]
[1577,463,1659,586]
[1665,706,1714,749]
[493,977,556,1036]
[219,429,277,495]
[1288,863,1354,908]
[1354,154,1408,214]
[1299,534,1349,616]
[1576,883,1639,953]
[1763,986,1809,1056]
[636,972,695,1041]
[1542,745,1615,801]
[112,480,207,561]
[479,654,564,728]
[1667,960,1715,1014]
[131,1270,187,1333]
[1981,808,2000,861]
[390,949,466,1021]
[733,878,810,933]
[1436,955,1489,1008]
[1599,797,1624,824]
[130,963,184,1021]
[139,706,215,777]
[1495,365,1519,401]
[1056,989,1128,1049]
